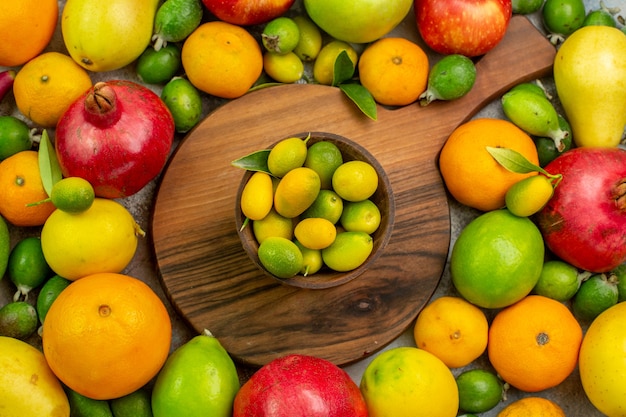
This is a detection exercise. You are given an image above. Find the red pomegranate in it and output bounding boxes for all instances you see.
[233,354,368,417]
[55,80,175,198]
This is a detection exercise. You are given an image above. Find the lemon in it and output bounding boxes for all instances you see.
[332,160,378,202]
[274,167,321,218]
[40,198,143,280]
[258,236,303,279]
[322,231,372,272]
[532,259,582,302]
[252,208,293,244]
[50,176,95,213]
[293,15,323,61]
[313,40,358,86]
[456,369,504,414]
[267,136,308,178]
[505,175,554,217]
[294,217,337,250]
[0,301,38,340]
[240,171,274,221]
[340,199,381,234]
[263,52,304,83]
[294,240,323,276]
[301,189,343,224]
[304,140,343,189]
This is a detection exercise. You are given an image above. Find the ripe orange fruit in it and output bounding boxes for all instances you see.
[358,37,429,106]
[13,52,93,127]
[182,21,263,99]
[0,150,55,227]
[497,397,566,417]
[42,272,172,400]
[413,296,488,368]
[487,295,582,393]
[439,118,539,211]
[0,0,58,67]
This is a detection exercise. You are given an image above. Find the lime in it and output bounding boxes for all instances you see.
[456,369,504,414]
[136,43,182,85]
[332,160,378,202]
[240,171,274,221]
[419,54,476,106]
[0,116,32,160]
[262,17,300,55]
[0,215,9,279]
[0,301,38,340]
[512,0,544,14]
[301,189,343,224]
[161,77,203,133]
[263,51,304,83]
[313,40,358,86]
[294,217,336,250]
[294,240,323,276]
[450,209,545,309]
[583,9,616,27]
[322,231,373,272]
[532,260,582,301]
[8,236,52,301]
[292,15,323,62]
[611,264,626,302]
[267,137,309,178]
[340,199,381,234]
[258,236,303,278]
[534,114,573,167]
[303,140,344,189]
[36,274,72,325]
[505,175,554,217]
[66,386,113,417]
[273,167,321,218]
[110,387,153,417]
[152,0,203,50]
[50,177,95,213]
[572,273,619,322]
[252,208,293,244]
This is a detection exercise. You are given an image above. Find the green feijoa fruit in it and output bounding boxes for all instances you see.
[542,0,586,38]
[0,116,32,160]
[66,387,114,417]
[512,0,544,14]
[161,77,203,133]
[152,0,203,51]
[152,329,240,417]
[110,388,153,417]
[292,15,323,62]
[136,43,182,85]
[573,273,619,322]
[0,215,8,279]
[36,275,72,325]
[507,81,548,98]
[583,9,617,27]
[534,114,573,167]
[419,54,476,106]
[262,16,300,55]
[8,236,52,301]
[0,301,38,340]
[612,264,626,302]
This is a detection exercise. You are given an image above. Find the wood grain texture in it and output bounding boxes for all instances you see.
[151,16,556,367]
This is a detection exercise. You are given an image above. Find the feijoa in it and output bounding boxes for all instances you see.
[161,77,203,133]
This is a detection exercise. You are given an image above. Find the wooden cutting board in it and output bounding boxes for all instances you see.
[151,16,556,367]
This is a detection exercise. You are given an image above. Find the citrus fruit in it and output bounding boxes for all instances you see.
[321,231,373,272]
[36,274,72,326]
[41,198,143,280]
[274,167,321,218]
[304,140,344,189]
[0,116,33,161]
[332,160,378,202]
[579,301,626,416]
[340,199,381,234]
[313,40,358,86]
[456,369,504,414]
[161,76,203,133]
[532,259,582,301]
[0,301,39,340]
[42,272,172,400]
[358,37,429,106]
[8,236,52,301]
[13,52,93,127]
[136,43,182,85]
[301,189,344,224]
[267,136,308,178]
[0,0,58,67]
[572,273,619,322]
[451,209,544,309]
[262,17,300,54]
[0,150,56,227]
[66,387,114,417]
[0,215,9,279]
[360,346,459,417]
[240,171,274,221]
[252,208,293,244]
[292,15,323,61]
[294,240,323,276]
[504,174,555,217]
[50,176,95,213]
[257,236,304,279]
[497,397,566,416]
[294,217,337,250]
[439,118,539,211]
[263,51,304,83]
[487,295,583,392]
[420,54,476,106]
[182,21,263,99]
[413,296,489,368]
[110,388,153,417]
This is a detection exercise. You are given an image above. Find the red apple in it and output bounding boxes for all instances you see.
[415,0,513,57]
[202,0,295,26]
[233,354,368,417]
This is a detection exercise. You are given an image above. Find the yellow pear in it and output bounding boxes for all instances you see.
[554,26,626,148]
[62,0,159,72]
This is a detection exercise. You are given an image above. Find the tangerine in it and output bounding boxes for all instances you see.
[0,150,55,227]
[42,272,172,400]
[439,118,539,211]
[488,295,582,392]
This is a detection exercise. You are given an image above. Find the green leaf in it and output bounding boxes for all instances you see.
[38,130,63,197]
[339,83,378,120]
[332,50,355,86]
[231,149,271,173]
[486,146,552,176]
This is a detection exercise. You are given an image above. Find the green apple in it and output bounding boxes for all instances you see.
[303,0,413,44]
